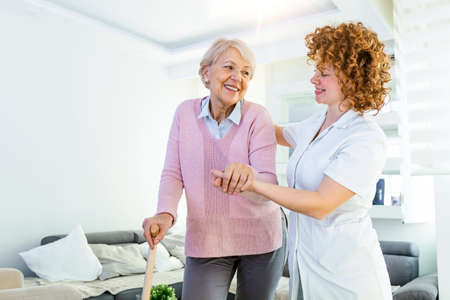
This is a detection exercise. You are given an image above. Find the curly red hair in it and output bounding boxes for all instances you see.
[305,22,391,114]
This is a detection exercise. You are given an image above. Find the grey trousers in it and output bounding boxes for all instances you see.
[182,212,288,300]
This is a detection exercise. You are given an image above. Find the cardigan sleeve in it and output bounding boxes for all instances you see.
[248,106,278,185]
[238,105,279,203]
[156,105,184,223]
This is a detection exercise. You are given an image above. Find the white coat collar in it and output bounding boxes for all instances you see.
[316,109,360,129]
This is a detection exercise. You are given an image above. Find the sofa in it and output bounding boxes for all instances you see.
[380,241,439,300]
[35,230,187,300]
[20,229,273,300]
[19,230,438,300]
[0,268,82,300]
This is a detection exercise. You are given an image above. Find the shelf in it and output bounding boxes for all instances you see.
[374,110,401,128]
[410,168,450,176]
[383,157,402,175]
[369,205,403,219]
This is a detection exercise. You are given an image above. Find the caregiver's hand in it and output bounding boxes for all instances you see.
[211,163,256,194]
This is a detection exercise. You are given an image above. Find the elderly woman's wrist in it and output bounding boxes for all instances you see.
[157,212,175,226]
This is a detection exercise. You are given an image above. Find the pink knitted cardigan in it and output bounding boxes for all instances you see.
[157,98,282,257]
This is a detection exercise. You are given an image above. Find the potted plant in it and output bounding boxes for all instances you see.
[149,284,177,300]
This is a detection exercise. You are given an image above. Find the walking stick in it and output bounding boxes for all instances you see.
[141,224,160,300]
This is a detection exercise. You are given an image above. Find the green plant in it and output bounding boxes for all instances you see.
[149,284,177,300]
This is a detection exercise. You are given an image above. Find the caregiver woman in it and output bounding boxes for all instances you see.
[142,38,287,300]
[213,22,392,300]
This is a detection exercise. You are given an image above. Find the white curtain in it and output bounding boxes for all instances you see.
[394,0,450,175]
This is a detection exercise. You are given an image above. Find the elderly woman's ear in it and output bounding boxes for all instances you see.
[202,69,209,85]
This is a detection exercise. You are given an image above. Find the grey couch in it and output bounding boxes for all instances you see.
[39,232,438,300]
[40,230,235,300]
[380,240,439,300]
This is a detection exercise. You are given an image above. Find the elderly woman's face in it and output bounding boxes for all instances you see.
[203,47,251,108]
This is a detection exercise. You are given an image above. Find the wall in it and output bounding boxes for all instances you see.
[0,1,175,275]
[435,175,450,299]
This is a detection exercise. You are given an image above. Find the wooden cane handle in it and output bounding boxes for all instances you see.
[141,224,160,300]
[150,224,160,238]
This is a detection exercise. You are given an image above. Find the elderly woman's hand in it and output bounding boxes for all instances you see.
[142,213,173,249]
[211,163,256,194]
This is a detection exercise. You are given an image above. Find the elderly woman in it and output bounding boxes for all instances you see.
[142,38,287,300]
[213,23,393,299]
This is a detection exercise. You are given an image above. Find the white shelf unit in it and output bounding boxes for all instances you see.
[369,205,403,220]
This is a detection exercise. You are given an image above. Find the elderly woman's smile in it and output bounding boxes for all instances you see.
[202,47,251,120]
[224,84,240,92]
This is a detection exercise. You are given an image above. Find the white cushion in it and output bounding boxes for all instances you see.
[160,232,186,264]
[168,245,186,265]
[89,244,147,280]
[139,243,183,272]
[19,225,102,282]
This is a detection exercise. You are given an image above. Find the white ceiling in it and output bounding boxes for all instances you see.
[44,0,337,49]
[22,0,393,74]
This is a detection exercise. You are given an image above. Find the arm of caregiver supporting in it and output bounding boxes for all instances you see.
[213,168,353,219]
[275,125,291,147]
[251,175,354,219]
[214,131,386,219]
[218,128,351,217]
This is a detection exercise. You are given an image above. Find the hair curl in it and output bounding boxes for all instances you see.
[305,22,391,114]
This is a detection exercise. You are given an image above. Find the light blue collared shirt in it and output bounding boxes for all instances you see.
[198,97,242,139]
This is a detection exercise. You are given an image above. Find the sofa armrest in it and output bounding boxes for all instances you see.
[380,241,419,257]
[0,284,83,300]
[393,273,438,300]
[0,268,24,290]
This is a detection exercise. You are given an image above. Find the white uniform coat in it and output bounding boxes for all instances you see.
[284,109,392,300]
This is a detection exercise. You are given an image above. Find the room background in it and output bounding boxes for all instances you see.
[0,2,447,297]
